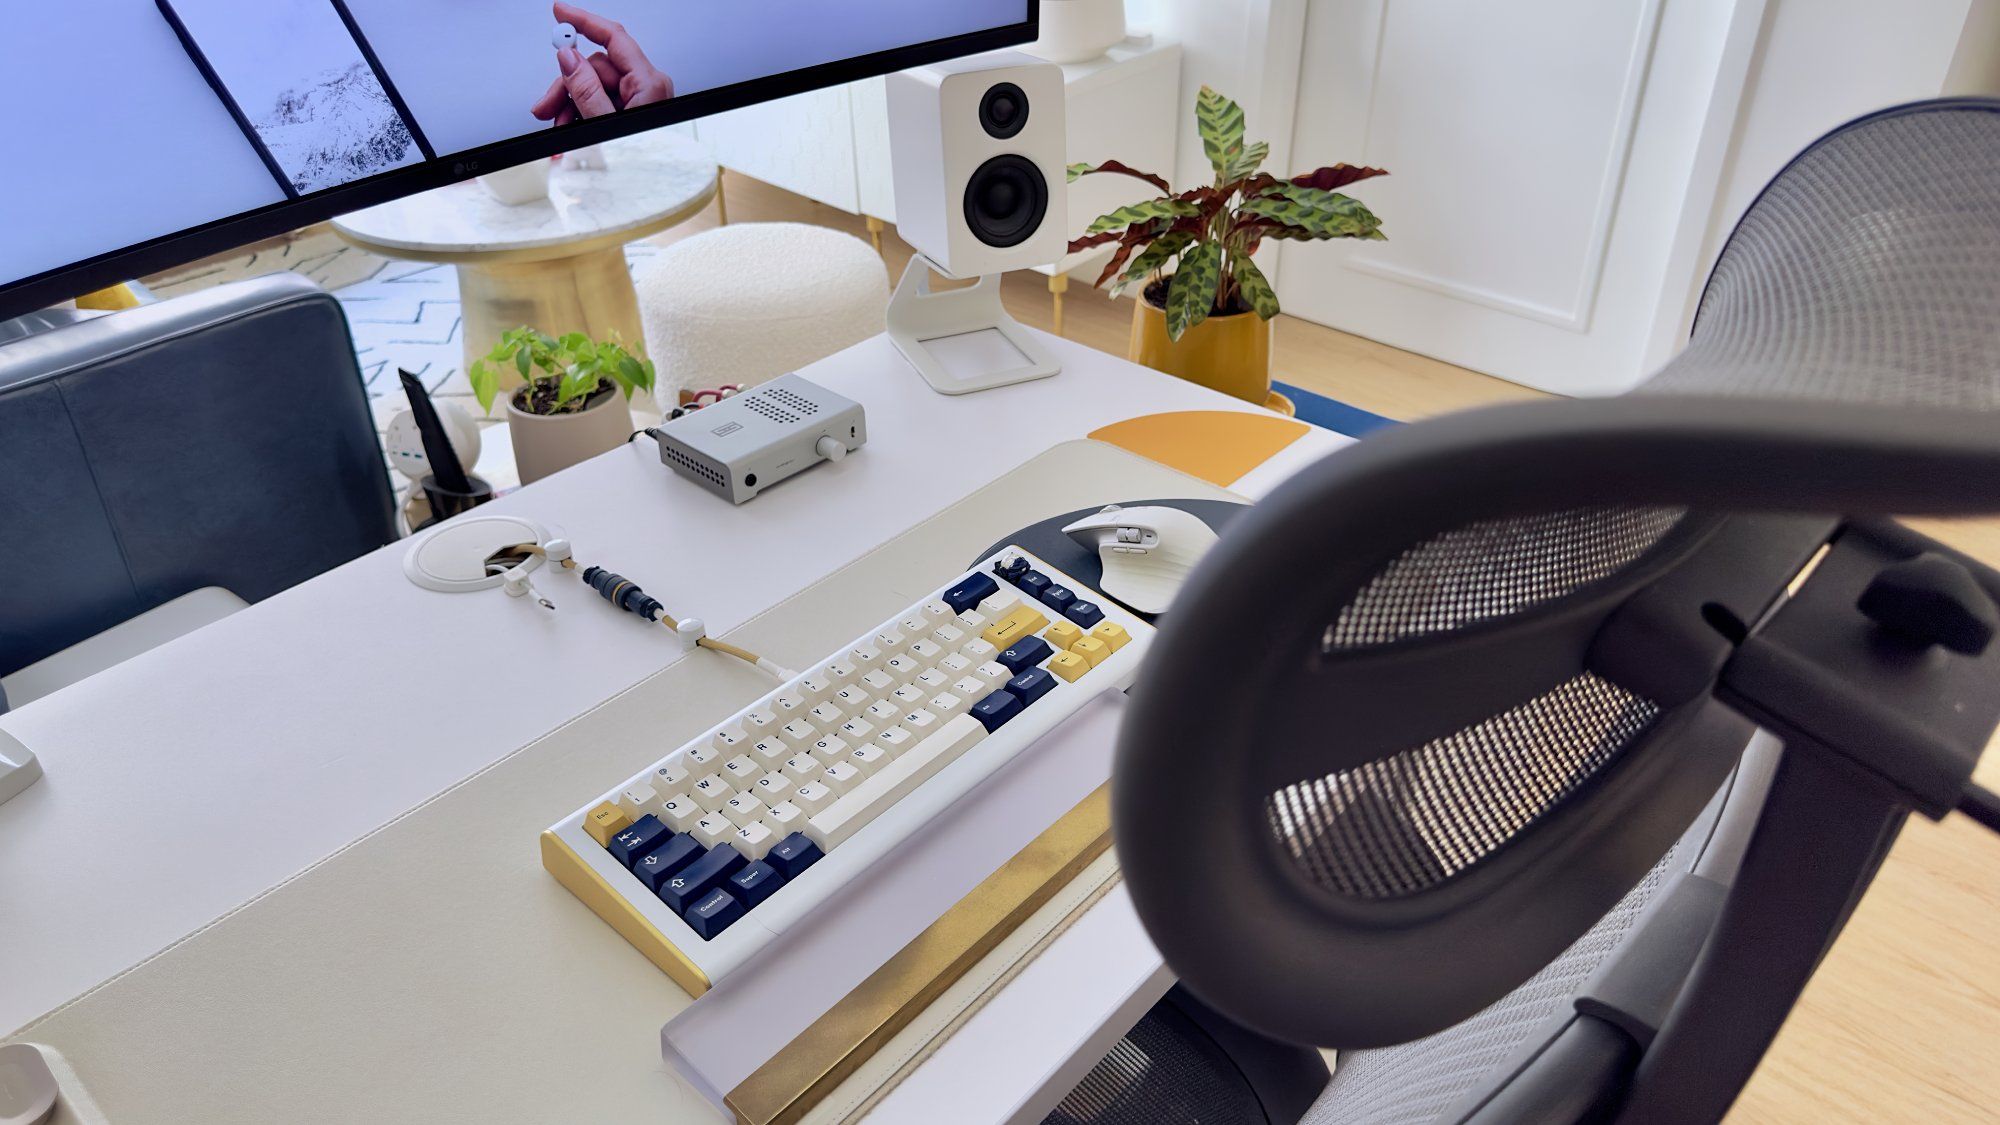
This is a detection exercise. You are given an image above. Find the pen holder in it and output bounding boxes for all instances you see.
[418,473,494,527]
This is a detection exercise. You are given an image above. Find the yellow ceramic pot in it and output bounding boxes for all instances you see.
[1128,293,1273,404]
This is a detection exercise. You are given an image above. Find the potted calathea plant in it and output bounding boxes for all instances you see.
[1068,86,1388,404]
[471,328,656,484]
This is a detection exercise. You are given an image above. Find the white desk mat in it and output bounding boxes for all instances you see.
[7,440,1234,1125]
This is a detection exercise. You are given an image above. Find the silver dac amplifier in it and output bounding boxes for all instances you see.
[652,374,867,503]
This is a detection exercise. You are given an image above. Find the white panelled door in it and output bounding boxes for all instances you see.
[1279,0,1740,396]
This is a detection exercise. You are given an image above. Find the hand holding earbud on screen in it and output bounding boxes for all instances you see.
[530,3,675,127]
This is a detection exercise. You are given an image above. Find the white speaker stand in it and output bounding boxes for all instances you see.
[886,254,1062,396]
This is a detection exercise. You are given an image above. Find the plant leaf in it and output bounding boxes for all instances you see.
[1085,198,1200,235]
[1291,164,1389,192]
[1114,231,1194,294]
[469,361,498,415]
[1094,240,1143,289]
[1239,190,1385,240]
[1224,140,1270,183]
[1166,241,1222,342]
[1234,255,1281,320]
[1196,86,1248,183]
[514,348,532,379]
[1068,159,1173,194]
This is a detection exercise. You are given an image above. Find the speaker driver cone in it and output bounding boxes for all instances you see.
[979,82,1030,139]
[963,154,1049,249]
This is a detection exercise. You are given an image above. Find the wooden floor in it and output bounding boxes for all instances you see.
[676,173,2000,1122]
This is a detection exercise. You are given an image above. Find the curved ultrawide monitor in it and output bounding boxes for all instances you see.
[0,1,1037,320]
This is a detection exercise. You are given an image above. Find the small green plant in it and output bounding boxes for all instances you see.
[1068,86,1388,341]
[470,328,656,417]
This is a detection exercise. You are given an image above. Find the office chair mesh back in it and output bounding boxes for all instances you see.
[1114,97,2000,1071]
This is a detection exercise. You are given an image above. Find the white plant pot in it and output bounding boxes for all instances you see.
[1027,0,1128,64]
[506,386,634,484]
[479,160,552,206]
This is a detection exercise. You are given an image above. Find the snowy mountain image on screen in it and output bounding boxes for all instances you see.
[256,61,418,195]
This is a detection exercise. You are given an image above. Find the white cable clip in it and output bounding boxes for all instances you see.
[502,566,556,612]
[675,617,707,651]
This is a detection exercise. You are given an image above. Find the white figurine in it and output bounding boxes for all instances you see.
[552,22,579,50]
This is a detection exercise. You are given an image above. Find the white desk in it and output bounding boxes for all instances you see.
[0,330,1346,1117]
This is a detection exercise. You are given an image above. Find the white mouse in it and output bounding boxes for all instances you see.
[1063,505,1220,614]
[0,1043,58,1125]
[552,22,580,50]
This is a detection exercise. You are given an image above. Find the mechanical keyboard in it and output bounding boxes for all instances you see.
[541,545,1153,995]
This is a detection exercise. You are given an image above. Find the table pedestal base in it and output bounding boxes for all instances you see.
[457,246,646,375]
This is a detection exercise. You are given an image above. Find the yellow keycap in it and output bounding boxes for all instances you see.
[584,802,633,847]
[982,605,1050,649]
[1048,650,1091,683]
[1072,636,1111,667]
[1089,622,1131,652]
[1045,621,1085,650]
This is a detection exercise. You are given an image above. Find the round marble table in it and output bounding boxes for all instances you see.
[332,132,718,375]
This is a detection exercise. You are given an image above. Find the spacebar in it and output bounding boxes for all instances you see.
[804,716,988,851]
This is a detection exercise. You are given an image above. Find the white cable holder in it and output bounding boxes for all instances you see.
[885,253,1061,396]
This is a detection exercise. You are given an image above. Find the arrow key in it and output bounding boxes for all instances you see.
[659,844,749,917]
[633,833,703,894]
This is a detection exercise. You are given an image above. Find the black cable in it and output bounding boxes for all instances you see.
[626,427,664,445]
[1959,783,2000,835]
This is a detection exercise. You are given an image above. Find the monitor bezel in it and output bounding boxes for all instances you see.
[0,6,1039,321]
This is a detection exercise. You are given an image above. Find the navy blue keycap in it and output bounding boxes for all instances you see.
[633,833,705,894]
[971,690,1024,732]
[659,844,748,915]
[993,555,1030,583]
[1018,571,1053,599]
[1008,667,1057,707]
[686,888,745,939]
[767,833,825,880]
[607,814,673,868]
[729,861,786,909]
[998,635,1054,673]
[1041,585,1076,614]
[1065,601,1106,628]
[944,573,999,614]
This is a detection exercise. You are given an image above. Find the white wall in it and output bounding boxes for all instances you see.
[1947,0,2000,94]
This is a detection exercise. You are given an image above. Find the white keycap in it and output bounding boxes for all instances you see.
[974,661,1013,687]
[797,672,836,702]
[824,659,860,684]
[883,653,923,679]
[891,684,928,707]
[743,708,781,734]
[710,729,748,755]
[865,699,902,723]
[938,652,974,675]
[724,792,769,828]
[687,744,722,770]
[693,812,736,848]
[847,643,884,668]
[873,628,910,653]
[821,760,863,795]
[723,754,761,783]
[617,783,663,818]
[751,737,792,768]
[648,763,690,794]
[839,717,876,742]
[763,801,805,835]
[923,600,954,621]
[952,676,987,698]
[782,754,822,782]
[809,734,851,762]
[848,744,889,775]
[928,692,969,720]
[660,794,701,832]
[963,638,1001,663]
[808,702,845,727]
[955,611,989,637]
[781,720,818,744]
[833,685,873,711]
[753,772,794,803]
[804,716,988,851]
[773,691,812,716]
[978,594,1015,617]
[931,625,966,648]
[690,775,734,811]
[733,822,777,861]
[792,781,836,815]
[917,668,951,691]
[860,670,897,696]
[908,639,944,664]
[874,726,915,755]
[898,616,929,638]
[900,709,940,735]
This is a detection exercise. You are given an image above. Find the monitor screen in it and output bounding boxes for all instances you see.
[0,0,1035,319]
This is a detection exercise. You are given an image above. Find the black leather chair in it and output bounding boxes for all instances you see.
[0,274,397,711]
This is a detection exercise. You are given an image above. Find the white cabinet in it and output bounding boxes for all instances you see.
[685,40,1184,288]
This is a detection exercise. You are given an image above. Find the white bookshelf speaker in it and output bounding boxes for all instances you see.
[886,52,1069,394]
